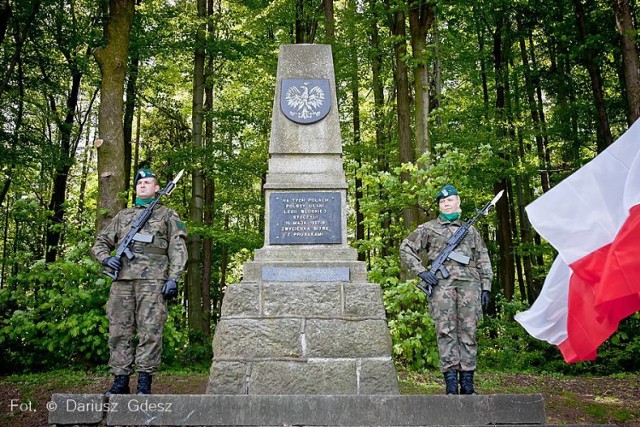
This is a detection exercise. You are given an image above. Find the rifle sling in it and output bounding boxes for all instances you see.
[429,259,477,269]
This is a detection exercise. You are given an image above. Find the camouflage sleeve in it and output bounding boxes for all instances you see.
[471,226,493,291]
[399,226,428,277]
[167,210,188,280]
[91,213,120,263]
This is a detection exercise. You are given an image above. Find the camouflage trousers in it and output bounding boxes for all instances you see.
[107,280,168,376]
[428,278,482,373]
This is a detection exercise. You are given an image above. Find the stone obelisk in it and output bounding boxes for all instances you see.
[206,44,399,395]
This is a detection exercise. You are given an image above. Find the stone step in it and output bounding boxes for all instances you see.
[48,393,562,426]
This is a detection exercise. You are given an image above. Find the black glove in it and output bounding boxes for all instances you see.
[481,290,490,311]
[418,270,438,287]
[161,279,178,299]
[102,256,122,271]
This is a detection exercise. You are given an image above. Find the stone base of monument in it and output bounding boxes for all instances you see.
[49,393,609,426]
[205,262,399,395]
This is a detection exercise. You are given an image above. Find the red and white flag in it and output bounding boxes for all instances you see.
[515,120,640,363]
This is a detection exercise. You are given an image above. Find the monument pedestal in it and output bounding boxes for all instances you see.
[206,260,398,395]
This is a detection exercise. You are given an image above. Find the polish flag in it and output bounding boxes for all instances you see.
[514,120,640,363]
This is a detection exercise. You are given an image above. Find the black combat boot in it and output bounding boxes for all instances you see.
[137,372,153,395]
[459,370,478,395]
[443,370,458,395]
[105,375,130,397]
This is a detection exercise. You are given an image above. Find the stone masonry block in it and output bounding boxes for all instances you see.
[219,283,260,317]
[206,361,247,394]
[263,282,341,317]
[343,282,387,318]
[48,394,105,425]
[305,319,393,358]
[249,359,357,394]
[358,358,400,394]
[212,318,302,359]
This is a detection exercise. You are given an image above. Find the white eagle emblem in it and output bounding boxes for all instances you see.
[285,83,325,120]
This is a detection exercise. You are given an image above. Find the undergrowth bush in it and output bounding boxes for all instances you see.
[3,236,639,376]
[370,256,640,375]
[0,238,201,374]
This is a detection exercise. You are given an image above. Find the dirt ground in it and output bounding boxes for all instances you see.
[1,370,639,426]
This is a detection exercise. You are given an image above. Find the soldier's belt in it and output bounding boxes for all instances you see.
[132,246,168,256]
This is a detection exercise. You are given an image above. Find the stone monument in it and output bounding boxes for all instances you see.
[206,44,399,395]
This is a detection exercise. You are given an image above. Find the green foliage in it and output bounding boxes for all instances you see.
[477,294,564,372]
[370,257,438,371]
[376,269,640,375]
[0,232,200,373]
[0,242,109,373]
[161,306,212,371]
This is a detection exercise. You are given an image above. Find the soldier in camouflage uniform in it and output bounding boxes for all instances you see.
[92,168,188,396]
[400,185,493,395]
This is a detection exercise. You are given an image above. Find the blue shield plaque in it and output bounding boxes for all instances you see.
[280,79,331,125]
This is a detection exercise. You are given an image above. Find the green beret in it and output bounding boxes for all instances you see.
[134,168,157,185]
[435,184,459,203]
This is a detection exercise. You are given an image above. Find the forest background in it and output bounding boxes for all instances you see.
[1,0,639,377]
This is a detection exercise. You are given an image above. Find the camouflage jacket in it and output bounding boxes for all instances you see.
[400,216,493,291]
[92,204,188,281]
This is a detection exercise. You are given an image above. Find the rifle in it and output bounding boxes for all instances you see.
[103,169,185,280]
[419,190,504,296]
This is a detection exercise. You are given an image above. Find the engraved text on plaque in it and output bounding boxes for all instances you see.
[269,192,341,244]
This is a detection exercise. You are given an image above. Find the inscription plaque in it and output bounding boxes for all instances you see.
[269,192,341,244]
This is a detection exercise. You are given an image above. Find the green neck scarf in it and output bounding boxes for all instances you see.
[135,197,156,207]
[439,212,461,222]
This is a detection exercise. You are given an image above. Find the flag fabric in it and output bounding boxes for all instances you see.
[514,120,640,363]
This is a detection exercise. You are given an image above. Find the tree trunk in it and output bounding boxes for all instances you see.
[530,31,552,191]
[0,0,10,48]
[323,0,334,41]
[611,0,640,125]
[369,0,392,257]
[352,58,365,261]
[45,65,82,262]
[77,123,94,223]
[408,0,435,164]
[573,0,613,152]
[200,0,215,338]
[93,0,135,232]
[387,0,417,230]
[132,108,141,204]
[432,14,442,125]
[187,0,207,339]
[1,200,9,287]
[493,12,515,300]
[202,177,213,336]
[0,0,40,100]
[0,47,23,210]
[123,14,141,199]
[517,20,550,193]
[295,0,317,43]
